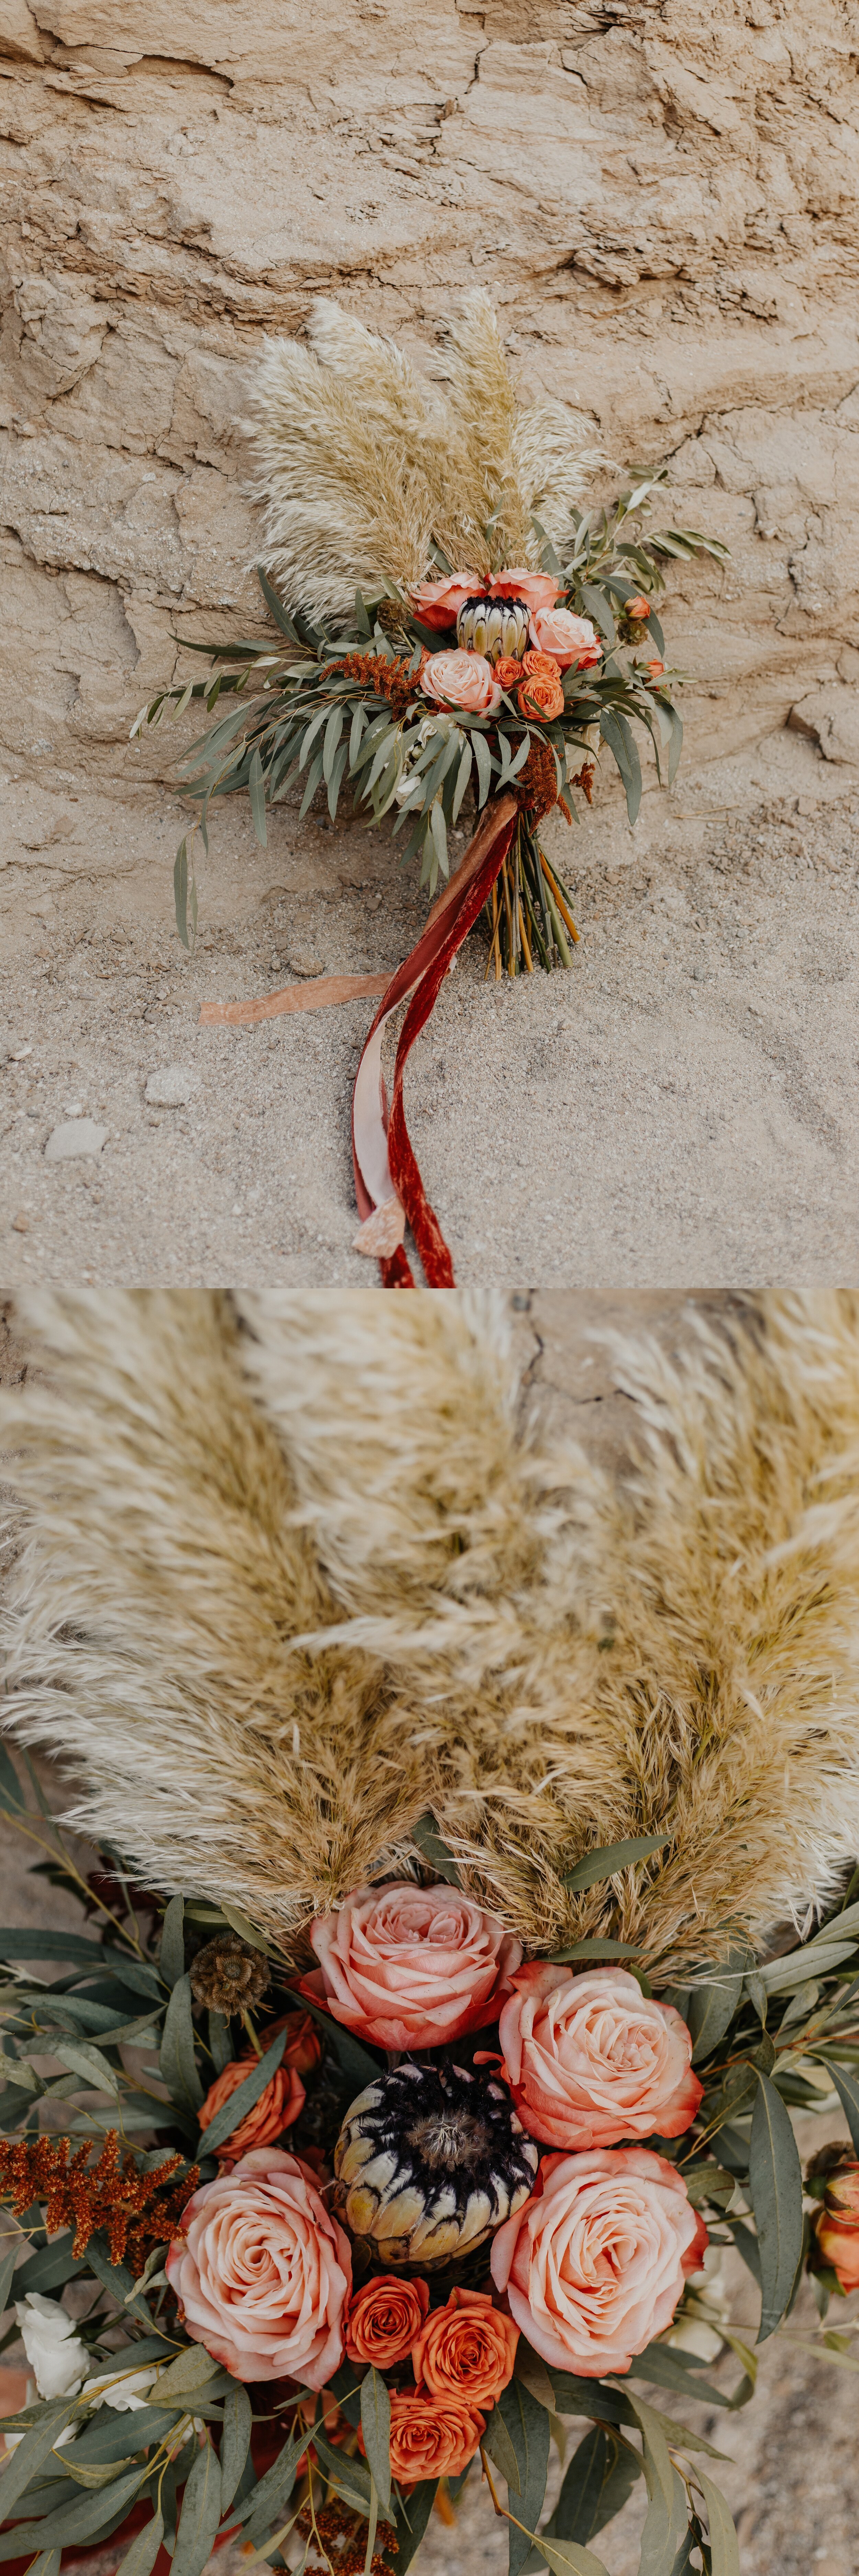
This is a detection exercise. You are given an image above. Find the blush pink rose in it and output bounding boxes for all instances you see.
[421,649,502,716]
[409,574,481,631]
[529,608,602,670]
[490,568,560,615]
[499,1965,703,2151]
[301,1880,522,2051]
[165,2146,351,2387]
[491,2146,708,2377]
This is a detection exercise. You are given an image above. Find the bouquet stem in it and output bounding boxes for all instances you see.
[483,816,579,977]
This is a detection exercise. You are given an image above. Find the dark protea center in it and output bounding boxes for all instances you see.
[333,2058,539,2268]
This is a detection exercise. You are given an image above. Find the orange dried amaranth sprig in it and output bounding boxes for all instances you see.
[294,2497,398,2575]
[0,2131,198,2270]
[324,651,428,723]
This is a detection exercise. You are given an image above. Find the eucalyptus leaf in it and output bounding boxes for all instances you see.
[562,1834,669,1894]
[748,2071,803,2340]
[154,2345,222,2405]
[219,2384,252,2510]
[238,2427,309,2543]
[159,1974,204,2115]
[554,2424,642,2543]
[482,2403,522,2494]
[196,2028,286,2159]
[538,2543,610,2576]
[694,2469,740,2576]
[0,2460,146,2560]
[825,2061,859,2153]
[159,1898,186,1992]
[637,2463,691,2576]
[498,2378,550,2576]
[411,1811,462,1887]
[115,2510,165,2576]
[0,2396,77,2521]
[360,2368,391,2517]
[394,2479,439,2573]
[171,2438,222,2576]
[54,2041,121,2097]
[548,1941,640,1965]
[311,2424,372,2518]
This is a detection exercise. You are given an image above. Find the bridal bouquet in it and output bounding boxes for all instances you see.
[2,1789,859,2576]
[131,298,726,1283]
[5,1290,859,2576]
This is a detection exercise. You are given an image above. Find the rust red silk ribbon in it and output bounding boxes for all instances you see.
[199,791,519,1286]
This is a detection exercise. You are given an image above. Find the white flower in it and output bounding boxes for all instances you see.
[84,2364,158,2412]
[15,2295,89,2400]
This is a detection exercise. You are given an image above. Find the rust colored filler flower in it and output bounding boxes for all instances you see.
[0,2132,197,2269]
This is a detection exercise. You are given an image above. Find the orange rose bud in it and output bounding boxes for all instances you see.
[518,673,565,723]
[365,2390,486,2487]
[815,2163,859,2289]
[267,2009,323,2076]
[644,658,666,681]
[198,2055,305,2161]
[494,655,524,688]
[411,2286,518,2409]
[626,594,650,619]
[346,2273,431,2368]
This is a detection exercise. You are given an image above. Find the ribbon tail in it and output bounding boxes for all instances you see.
[351,793,518,1287]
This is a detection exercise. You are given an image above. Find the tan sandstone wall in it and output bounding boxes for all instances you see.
[1,0,858,804]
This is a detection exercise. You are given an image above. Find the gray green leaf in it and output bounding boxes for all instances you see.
[748,2071,803,2340]
[219,2384,252,2511]
[171,2437,222,2576]
[360,2367,391,2517]
[159,1973,204,2115]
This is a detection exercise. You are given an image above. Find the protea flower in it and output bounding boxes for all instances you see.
[456,595,530,664]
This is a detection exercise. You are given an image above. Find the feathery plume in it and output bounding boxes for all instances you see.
[3,1291,859,1974]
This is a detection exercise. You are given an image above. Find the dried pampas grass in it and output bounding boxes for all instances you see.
[247,293,603,621]
[3,1291,859,1979]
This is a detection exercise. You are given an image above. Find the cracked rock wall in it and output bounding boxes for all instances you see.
[0,0,858,800]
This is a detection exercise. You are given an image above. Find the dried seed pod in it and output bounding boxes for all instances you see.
[188,1933,269,2016]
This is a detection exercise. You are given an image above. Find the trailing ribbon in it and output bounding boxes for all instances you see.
[199,791,518,1287]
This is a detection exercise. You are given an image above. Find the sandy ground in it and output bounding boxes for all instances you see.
[1,727,858,1288]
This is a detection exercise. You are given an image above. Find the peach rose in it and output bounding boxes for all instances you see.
[165,2145,351,2387]
[643,658,666,681]
[529,608,602,671]
[198,2055,306,2161]
[346,2273,430,2368]
[491,2146,708,2377]
[409,574,481,631]
[498,1965,703,2152]
[494,655,524,689]
[490,569,561,615]
[411,2287,518,2409]
[371,2390,486,2487]
[626,595,650,619]
[815,2165,859,2290]
[302,1881,522,2051]
[421,649,502,716]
